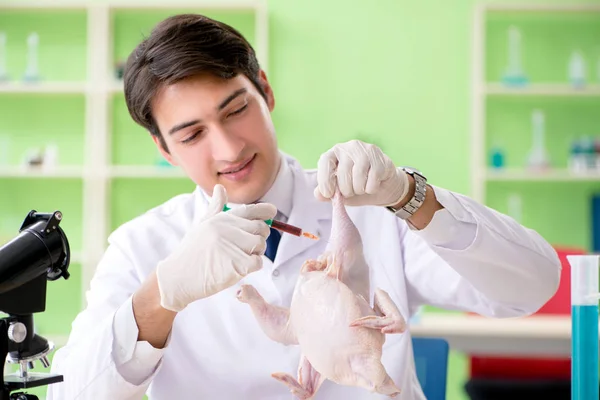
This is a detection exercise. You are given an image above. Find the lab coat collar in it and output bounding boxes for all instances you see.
[257,153,293,220]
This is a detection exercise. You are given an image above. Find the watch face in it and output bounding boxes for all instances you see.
[402,166,423,176]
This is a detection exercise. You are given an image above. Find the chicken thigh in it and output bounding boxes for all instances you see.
[236,189,406,399]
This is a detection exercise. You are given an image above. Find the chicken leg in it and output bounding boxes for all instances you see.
[236,284,298,345]
[272,354,325,400]
[349,288,406,334]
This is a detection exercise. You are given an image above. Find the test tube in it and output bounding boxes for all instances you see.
[568,255,599,400]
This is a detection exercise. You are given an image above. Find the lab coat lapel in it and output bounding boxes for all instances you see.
[274,165,331,267]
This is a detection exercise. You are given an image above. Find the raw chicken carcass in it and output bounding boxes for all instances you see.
[236,189,407,399]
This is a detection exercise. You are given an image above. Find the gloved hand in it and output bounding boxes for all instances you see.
[156,184,277,312]
[314,140,410,207]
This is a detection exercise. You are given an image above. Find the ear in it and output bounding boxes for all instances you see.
[152,135,178,166]
[258,69,275,112]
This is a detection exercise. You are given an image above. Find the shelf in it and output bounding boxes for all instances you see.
[0,0,264,10]
[110,166,187,178]
[482,4,600,13]
[0,166,84,178]
[485,83,600,97]
[0,82,87,95]
[0,2,87,10]
[108,0,265,10]
[109,80,124,94]
[485,168,600,182]
[0,166,189,179]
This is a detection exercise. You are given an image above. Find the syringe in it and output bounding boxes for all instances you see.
[222,205,319,240]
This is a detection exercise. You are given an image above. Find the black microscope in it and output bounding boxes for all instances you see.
[0,210,71,400]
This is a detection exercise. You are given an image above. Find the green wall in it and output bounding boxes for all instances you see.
[1,1,599,399]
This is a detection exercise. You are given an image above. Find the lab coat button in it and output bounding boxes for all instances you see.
[272,269,280,277]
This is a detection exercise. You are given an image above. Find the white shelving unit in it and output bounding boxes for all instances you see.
[486,82,600,97]
[0,166,84,178]
[470,3,600,203]
[0,81,88,94]
[486,168,600,182]
[0,0,269,305]
[0,166,188,179]
[110,165,188,179]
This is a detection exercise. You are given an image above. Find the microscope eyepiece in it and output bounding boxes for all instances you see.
[0,210,70,295]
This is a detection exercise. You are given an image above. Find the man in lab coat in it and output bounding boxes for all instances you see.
[47,13,561,400]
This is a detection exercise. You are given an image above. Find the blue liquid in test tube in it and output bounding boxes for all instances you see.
[568,255,600,400]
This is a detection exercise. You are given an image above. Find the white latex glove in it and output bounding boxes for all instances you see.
[314,140,410,207]
[156,184,277,312]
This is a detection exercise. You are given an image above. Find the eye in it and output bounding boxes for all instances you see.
[227,103,248,118]
[181,130,203,144]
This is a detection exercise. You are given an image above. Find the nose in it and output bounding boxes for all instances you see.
[210,126,245,162]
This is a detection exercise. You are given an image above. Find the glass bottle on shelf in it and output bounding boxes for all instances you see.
[502,26,529,87]
[23,32,40,82]
[0,32,8,81]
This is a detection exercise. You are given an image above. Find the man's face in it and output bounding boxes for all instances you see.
[151,71,280,204]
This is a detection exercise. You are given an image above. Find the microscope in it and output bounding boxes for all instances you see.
[0,210,71,400]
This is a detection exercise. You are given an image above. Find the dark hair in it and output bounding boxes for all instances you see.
[123,13,266,151]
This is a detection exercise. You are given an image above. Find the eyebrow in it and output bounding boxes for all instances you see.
[168,120,200,136]
[218,88,247,111]
[167,88,249,136]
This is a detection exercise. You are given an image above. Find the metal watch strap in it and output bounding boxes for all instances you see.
[386,168,427,219]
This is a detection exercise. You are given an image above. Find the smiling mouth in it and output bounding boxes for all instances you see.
[218,155,256,175]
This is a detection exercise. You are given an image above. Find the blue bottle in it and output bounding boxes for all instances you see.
[568,255,600,400]
[490,146,505,169]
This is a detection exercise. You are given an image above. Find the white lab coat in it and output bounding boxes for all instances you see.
[47,153,561,400]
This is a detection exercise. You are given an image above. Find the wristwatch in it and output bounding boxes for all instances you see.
[386,167,427,220]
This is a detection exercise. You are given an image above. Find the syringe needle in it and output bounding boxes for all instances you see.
[301,232,319,240]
